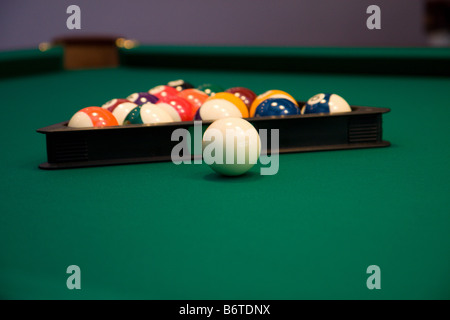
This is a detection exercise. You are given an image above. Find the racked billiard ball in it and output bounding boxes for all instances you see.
[157,95,193,121]
[68,107,118,128]
[225,87,257,110]
[302,93,351,114]
[195,92,248,121]
[101,98,138,125]
[177,89,209,118]
[155,102,182,122]
[202,117,261,176]
[123,103,174,125]
[196,83,225,96]
[167,79,194,92]
[127,92,159,105]
[250,90,298,117]
[254,98,300,117]
[148,85,179,99]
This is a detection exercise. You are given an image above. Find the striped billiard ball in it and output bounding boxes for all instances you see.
[302,93,351,114]
[101,98,138,125]
[123,103,174,125]
[68,107,118,128]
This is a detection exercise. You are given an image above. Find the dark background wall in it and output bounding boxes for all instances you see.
[0,0,428,50]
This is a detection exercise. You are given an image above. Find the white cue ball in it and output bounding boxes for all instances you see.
[202,118,261,176]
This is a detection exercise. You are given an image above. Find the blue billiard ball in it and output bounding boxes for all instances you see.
[194,107,202,120]
[302,93,352,114]
[254,98,300,117]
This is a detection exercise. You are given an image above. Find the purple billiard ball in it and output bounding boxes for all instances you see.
[126,92,159,105]
[194,107,202,120]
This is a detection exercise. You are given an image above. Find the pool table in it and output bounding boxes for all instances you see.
[0,45,449,300]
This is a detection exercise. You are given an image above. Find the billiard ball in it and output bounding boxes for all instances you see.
[302,93,351,114]
[249,90,298,117]
[101,98,138,125]
[254,98,300,117]
[148,85,179,99]
[68,107,119,128]
[157,95,193,121]
[225,87,257,110]
[123,103,174,125]
[167,79,194,92]
[202,117,261,176]
[195,92,249,121]
[196,83,225,96]
[177,89,209,118]
[127,92,159,105]
[155,102,182,122]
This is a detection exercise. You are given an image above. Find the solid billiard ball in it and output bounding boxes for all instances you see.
[177,88,209,118]
[202,117,261,176]
[196,83,225,96]
[157,95,193,121]
[68,107,119,128]
[127,92,159,105]
[302,93,351,114]
[254,98,300,117]
[123,103,174,125]
[101,98,138,125]
[195,92,249,121]
[249,90,298,117]
[167,79,194,92]
[148,85,179,99]
[225,87,257,110]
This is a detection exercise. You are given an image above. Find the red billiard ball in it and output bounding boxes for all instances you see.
[148,85,179,99]
[225,87,257,110]
[157,95,193,121]
[177,88,209,118]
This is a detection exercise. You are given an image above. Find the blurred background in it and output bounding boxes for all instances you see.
[0,0,449,50]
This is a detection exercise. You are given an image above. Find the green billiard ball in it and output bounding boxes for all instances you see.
[196,83,225,96]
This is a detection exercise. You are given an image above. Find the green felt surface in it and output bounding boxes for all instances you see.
[0,48,449,300]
